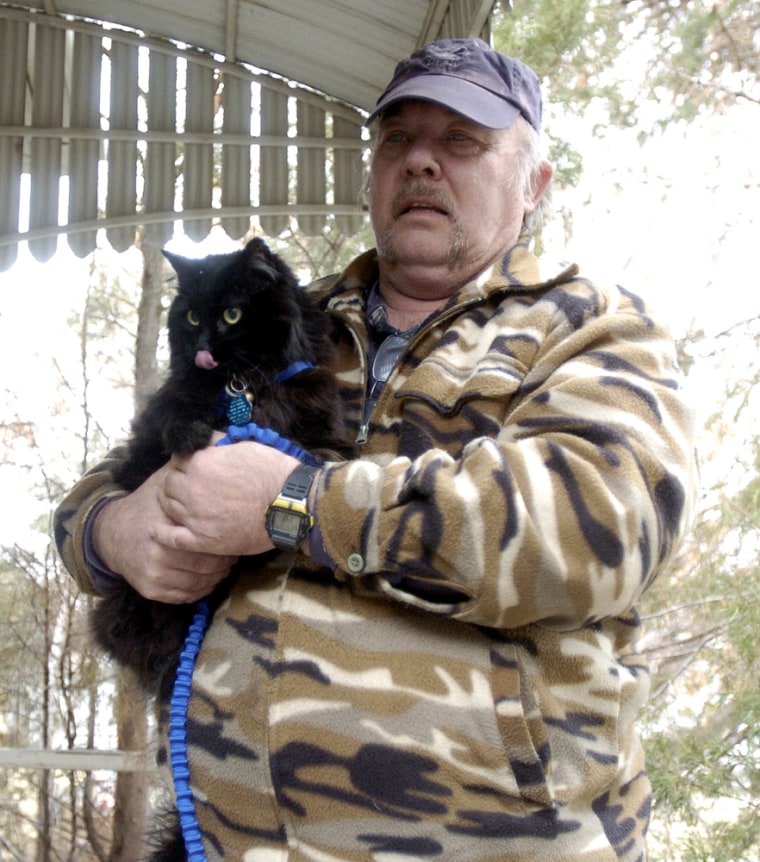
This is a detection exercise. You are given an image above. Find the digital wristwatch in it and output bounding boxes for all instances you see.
[265,463,318,551]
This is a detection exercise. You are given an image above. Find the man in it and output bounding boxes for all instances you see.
[56,38,697,861]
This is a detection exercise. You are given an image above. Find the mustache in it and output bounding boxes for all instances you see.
[390,180,457,220]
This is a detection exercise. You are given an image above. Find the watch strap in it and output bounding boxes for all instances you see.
[280,462,318,501]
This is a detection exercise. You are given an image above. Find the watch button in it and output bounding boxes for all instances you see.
[346,553,364,573]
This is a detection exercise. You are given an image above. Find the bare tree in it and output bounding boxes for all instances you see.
[107,233,169,862]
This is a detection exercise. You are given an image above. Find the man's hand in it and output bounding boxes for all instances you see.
[155,441,302,557]
[92,464,238,604]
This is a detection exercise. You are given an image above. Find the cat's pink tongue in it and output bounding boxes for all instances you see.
[195,350,218,370]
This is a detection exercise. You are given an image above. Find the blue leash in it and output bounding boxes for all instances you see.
[168,600,211,861]
[215,422,321,467]
[168,360,318,859]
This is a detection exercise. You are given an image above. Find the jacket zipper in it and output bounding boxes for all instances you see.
[348,296,488,445]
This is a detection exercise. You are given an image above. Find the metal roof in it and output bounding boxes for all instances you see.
[0,0,497,270]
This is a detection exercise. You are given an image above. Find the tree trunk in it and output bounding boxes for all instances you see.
[110,668,149,862]
[85,615,108,862]
[109,236,167,861]
[134,238,167,410]
[36,567,52,862]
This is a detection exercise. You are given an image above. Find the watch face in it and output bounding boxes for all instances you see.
[269,509,303,534]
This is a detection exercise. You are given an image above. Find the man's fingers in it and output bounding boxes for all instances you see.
[139,577,218,604]
[136,546,238,603]
[151,516,198,552]
[157,466,189,522]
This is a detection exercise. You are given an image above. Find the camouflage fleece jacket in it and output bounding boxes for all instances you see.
[55,239,698,861]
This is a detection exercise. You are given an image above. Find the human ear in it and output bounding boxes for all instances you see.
[525,160,554,213]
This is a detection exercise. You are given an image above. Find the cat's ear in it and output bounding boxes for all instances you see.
[242,237,274,265]
[242,237,299,290]
[243,237,272,259]
[242,237,278,282]
[162,249,194,283]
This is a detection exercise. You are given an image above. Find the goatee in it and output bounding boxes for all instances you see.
[375,181,467,267]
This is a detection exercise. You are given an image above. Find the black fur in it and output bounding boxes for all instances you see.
[90,238,352,860]
[145,815,186,862]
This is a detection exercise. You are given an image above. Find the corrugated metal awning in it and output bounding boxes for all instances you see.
[0,1,497,270]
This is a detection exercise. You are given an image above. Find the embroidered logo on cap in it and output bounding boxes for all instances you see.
[420,42,472,72]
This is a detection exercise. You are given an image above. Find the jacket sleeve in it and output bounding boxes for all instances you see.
[53,447,129,595]
[315,284,698,632]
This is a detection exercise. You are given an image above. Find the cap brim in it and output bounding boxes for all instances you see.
[366,74,520,129]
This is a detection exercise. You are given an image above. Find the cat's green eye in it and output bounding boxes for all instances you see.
[187,310,200,326]
[223,307,242,325]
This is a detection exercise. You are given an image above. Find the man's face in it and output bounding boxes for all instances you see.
[368,100,533,290]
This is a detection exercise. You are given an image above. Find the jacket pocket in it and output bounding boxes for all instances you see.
[493,625,636,810]
[489,638,555,810]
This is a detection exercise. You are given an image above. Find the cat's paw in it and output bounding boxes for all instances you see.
[163,420,213,456]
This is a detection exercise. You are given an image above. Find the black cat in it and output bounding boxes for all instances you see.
[91,237,351,697]
[91,238,352,861]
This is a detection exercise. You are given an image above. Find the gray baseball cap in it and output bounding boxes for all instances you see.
[367,38,542,132]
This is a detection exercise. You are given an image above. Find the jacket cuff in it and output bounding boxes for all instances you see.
[82,497,128,594]
[71,491,128,592]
